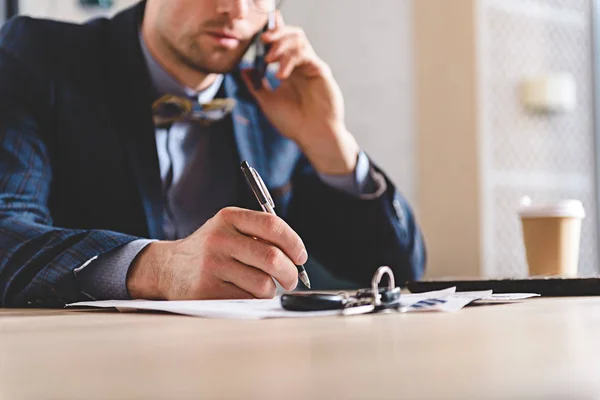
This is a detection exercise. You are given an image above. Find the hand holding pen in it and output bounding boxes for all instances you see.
[127,168,308,301]
[241,161,312,289]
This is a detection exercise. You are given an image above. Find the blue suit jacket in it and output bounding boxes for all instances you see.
[0,2,426,307]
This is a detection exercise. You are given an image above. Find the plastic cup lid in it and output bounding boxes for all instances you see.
[518,198,586,219]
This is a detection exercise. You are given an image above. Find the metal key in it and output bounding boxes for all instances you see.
[342,266,402,315]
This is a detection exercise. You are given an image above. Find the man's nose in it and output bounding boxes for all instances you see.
[216,0,251,20]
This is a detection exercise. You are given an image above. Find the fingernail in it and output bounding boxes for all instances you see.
[298,249,308,265]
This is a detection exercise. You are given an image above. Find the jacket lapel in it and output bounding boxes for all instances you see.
[105,2,165,239]
[224,73,268,179]
[224,73,272,210]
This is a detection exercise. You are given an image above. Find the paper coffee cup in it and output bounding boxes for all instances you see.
[518,199,585,277]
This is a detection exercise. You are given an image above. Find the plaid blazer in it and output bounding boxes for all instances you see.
[0,2,426,307]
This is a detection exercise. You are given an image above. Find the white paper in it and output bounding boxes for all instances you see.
[475,293,541,304]
[68,298,343,320]
[400,289,492,313]
[67,288,540,319]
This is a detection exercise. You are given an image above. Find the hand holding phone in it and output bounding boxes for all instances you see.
[252,11,276,90]
[240,10,358,178]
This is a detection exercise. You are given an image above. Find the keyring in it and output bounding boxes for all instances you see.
[371,266,395,307]
[280,266,400,314]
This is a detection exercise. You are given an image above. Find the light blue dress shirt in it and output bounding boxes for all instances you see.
[76,33,380,300]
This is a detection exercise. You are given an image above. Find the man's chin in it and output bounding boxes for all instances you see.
[184,40,253,75]
[204,51,249,73]
[202,62,243,74]
[186,53,247,75]
[179,58,239,76]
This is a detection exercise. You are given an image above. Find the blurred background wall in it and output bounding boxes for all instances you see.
[416,0,598,278]
[5,0,599,279]
[480,0,597,278]
[283,0,417,208]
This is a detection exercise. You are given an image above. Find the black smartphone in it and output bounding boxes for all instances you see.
[252,11,276,90]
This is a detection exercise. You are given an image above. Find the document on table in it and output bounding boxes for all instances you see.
[70,298,343,320]
[67,288,540,320]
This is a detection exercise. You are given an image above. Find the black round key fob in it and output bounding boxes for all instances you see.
[281,293,346,312]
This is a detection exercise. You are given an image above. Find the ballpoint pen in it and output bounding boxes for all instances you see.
[241,161,312,289]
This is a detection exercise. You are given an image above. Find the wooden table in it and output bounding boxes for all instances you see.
[1,298,600,399]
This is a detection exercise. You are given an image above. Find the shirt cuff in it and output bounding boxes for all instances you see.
[317,151,381,197]
[74,239,156,300]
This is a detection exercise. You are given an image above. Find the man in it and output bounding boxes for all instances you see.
[0,0,425,308]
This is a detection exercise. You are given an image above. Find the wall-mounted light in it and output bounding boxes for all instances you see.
[521,72,577,114]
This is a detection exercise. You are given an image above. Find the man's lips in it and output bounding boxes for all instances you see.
[205,31,243,48]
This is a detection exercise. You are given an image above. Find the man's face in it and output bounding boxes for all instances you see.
[146,0,268,74]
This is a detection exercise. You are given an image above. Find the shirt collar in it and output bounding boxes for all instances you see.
[139,31,224,103]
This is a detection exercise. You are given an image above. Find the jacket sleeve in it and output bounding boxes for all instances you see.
[286,155,426,288]
[0,31,139,308]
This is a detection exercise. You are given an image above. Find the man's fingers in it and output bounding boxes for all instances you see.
[217,259,278,299]
[265,38,294,63]
[277,53,300,80]
[219,207,308,265]
[228,233,298,291]
[262,26,303,44]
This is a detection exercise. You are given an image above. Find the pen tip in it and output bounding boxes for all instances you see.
[299,272,311,289]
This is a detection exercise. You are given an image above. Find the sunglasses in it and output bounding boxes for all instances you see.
[152,95,237,128]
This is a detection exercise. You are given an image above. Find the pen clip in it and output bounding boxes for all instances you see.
[240,161,275,210]
[251,168,275,209]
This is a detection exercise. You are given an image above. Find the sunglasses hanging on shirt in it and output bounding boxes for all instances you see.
[151,95,237,128]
